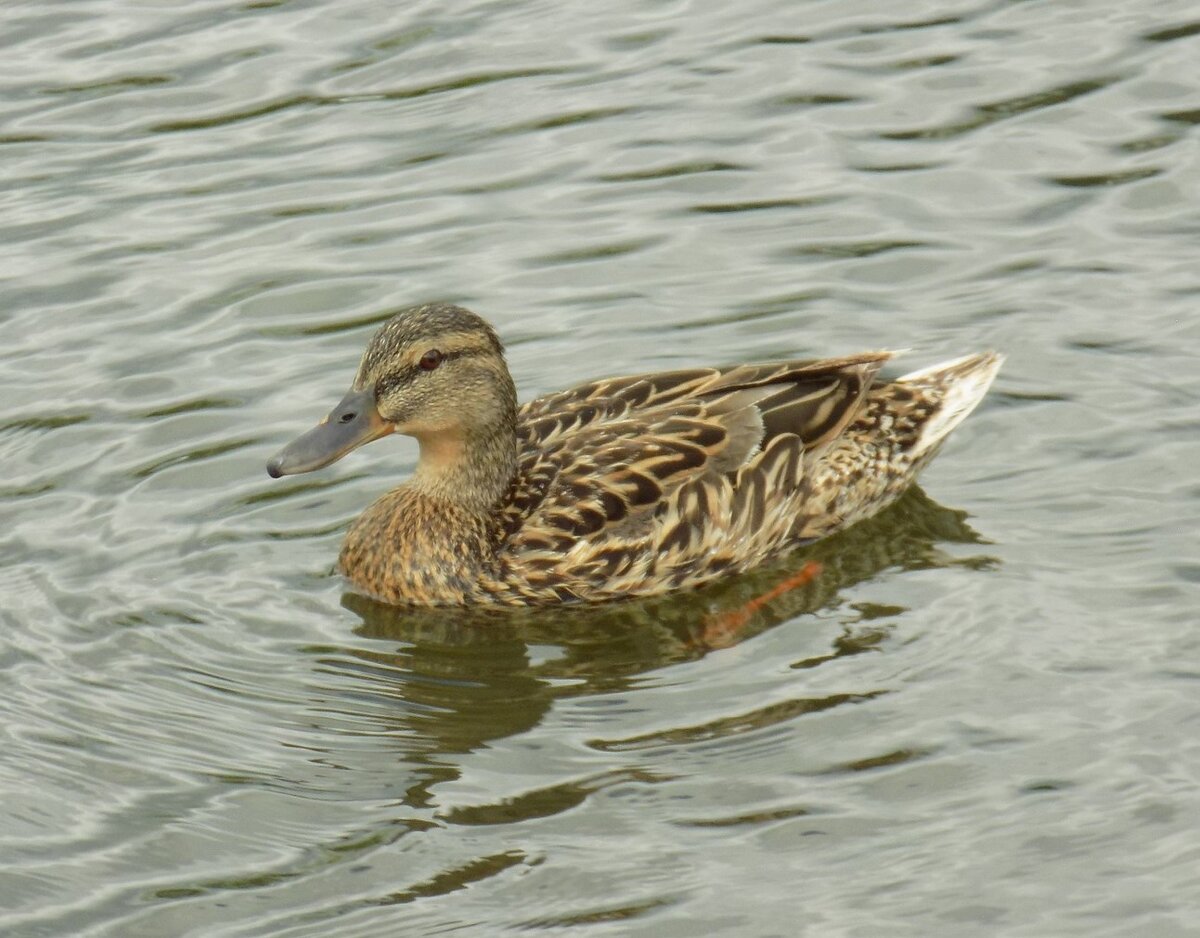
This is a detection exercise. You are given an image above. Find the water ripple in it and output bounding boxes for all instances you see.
[2,0,1199,934]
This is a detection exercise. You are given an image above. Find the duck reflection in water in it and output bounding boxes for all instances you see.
[319,487,994,783]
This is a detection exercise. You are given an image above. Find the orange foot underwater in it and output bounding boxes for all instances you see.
[697,561,824,649]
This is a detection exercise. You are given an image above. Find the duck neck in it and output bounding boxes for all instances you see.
[409,419,518,516]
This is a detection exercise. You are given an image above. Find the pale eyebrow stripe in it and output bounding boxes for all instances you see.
[401,331,493,361]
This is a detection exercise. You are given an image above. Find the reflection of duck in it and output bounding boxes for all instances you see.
[323,488,992,820]
[269,303,1001,606]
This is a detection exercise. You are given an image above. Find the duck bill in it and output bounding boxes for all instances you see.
[266,387,392,478]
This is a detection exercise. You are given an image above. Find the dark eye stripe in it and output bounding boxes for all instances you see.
[374,348,477,398]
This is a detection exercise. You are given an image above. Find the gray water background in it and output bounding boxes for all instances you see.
[2,0,1199,935]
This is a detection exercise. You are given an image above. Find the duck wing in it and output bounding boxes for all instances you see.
[497,352,895,599]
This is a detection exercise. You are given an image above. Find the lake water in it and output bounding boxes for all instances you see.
[2,1,1199,935]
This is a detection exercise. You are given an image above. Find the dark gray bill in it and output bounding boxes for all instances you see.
[266,387,391,478]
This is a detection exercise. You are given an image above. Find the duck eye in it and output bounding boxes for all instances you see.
[418,349,443,371]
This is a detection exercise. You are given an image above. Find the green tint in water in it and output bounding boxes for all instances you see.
[1,0,1198,935]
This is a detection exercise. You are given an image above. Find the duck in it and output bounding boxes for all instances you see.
[267,303,1002,606]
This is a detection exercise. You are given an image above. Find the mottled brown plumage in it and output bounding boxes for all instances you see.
[267,303,1003,606]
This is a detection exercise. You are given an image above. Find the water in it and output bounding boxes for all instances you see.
[2,0,1199,934]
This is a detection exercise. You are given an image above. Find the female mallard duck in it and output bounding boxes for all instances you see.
[267,303,1002,606]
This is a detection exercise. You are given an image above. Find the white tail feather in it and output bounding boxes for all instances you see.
[899,351,1004,458]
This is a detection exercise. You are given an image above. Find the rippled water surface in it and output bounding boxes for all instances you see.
[3,1,1199,935]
